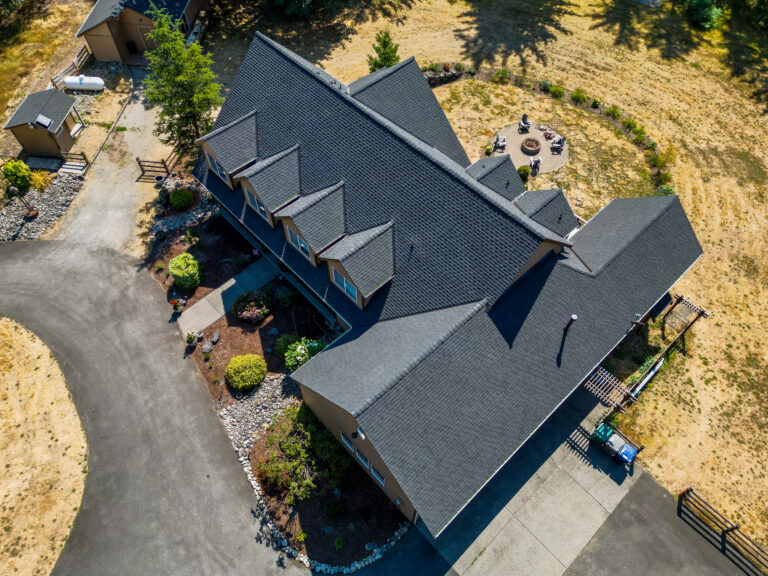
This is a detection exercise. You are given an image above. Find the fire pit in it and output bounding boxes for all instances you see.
[521,137,541,156]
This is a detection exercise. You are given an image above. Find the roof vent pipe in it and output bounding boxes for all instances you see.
[564,314,578,333]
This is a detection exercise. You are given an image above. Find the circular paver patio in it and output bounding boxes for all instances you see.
[496,122,569,174]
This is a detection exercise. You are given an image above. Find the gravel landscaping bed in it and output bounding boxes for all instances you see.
[0,173,84,241]
[152,177,218,236]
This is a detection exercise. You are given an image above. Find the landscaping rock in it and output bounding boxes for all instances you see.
[365,542,377,551]
[212,330,220,344]
[321,525,334,535]
[264,347,272,354]
[267,327,279,336]
[201,340,214,354]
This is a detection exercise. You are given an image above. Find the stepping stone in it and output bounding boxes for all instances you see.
[267,328,279,336]
[201,340,214,354]
[365,542,377,551]
[321,525,334,535]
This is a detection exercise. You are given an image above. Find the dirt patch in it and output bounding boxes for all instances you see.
[249,404,403,564]
[0,317,87,575]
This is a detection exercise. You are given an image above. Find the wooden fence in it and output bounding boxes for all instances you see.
[679,487,768,575]
[51,46,94,91]
[60,151,90,175]
[136,157,170,181]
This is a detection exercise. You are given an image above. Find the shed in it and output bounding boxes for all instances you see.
[76,0,209,63]
[3,90,84,158]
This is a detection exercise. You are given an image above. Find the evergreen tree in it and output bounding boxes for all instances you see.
[145,7,222,157]
[367,30,400,72]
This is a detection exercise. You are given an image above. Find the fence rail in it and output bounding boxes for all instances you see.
[60,151,90,175]
[51,45,94,91]
[137,157,170,180]
[679,487,768,575]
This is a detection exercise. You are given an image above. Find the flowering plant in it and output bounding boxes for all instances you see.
[284,337,325,371]
[169,298,183,311]
[233,291,270,324]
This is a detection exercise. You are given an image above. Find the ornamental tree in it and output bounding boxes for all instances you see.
[367,30,400,72]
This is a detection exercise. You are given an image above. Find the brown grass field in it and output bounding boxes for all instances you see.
[0,318,87,575]
[201,0,768,543]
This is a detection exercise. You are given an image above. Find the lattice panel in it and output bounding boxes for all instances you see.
[582,367,633,412]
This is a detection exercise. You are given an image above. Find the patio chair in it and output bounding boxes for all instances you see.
[529,156,542,175]
[494,135,507,152]
[551,136,566,154]
[518,114,531,133]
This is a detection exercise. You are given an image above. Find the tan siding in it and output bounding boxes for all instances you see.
[241,180,276,227]
[325,261,364,308]
[107,18,130,62]
[199,142,233,189]
[8,125,61,157]
[299,385,417,523]
[54,125,75,153]
[119,9,155,54]
[282,220,318,267]
[84,21,121,61]
[512,239,563,283]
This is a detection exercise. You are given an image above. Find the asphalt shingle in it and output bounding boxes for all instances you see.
[4,90,75,133]
[515,188,580,238]
[275,181,346,253]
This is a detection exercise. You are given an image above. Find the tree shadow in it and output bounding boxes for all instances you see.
[203,0,419,84]
[454,0,577,69]
[721,10,768,112]
[590,0,704,60]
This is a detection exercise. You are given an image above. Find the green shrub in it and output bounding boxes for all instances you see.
[277,333,299,355]
[334,537,345,550]
[539,79,552,93]
[484,143,493,156]
[225,354,267,392]
[233,290,270,323]
[296,529,308,543]
[686,0,722,29]
[632,128,647,145]
[591,97,601,109]
[550,85,564,99]
[169,187,194,211]
[465,65,476,75]
[454,62,465,72]
[2,159,31,190]
[517,165,531,183]
[285,337,325,372]
[605,105,621,119]
[423,62,441,72]
[490,68,510,84]
[621,118,638,132]
[275,286,295,307]
[570,88,588,104]
[168,252,203,290]
[29,170,53,192]
[650,146,677,170]
[655,171,673,185]
[646,140,658,152]
[657,185,675,196]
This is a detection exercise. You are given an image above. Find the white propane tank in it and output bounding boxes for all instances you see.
[63,75,105,91]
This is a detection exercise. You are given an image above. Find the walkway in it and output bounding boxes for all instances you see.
[178,257,279,335]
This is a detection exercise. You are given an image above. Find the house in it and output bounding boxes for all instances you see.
[193,33,703,538]
[76,0,208,62]
[3,90,84,158]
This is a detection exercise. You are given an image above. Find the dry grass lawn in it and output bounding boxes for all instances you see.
[0,318,87,575]
[204,0,768,543]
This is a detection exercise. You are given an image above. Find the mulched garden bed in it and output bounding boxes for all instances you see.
[248,404,404,565]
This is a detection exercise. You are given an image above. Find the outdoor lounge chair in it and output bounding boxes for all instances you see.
[518,114,531,133]
[551,136,565,154]
[493,135,507,152]
[529,156,542,175]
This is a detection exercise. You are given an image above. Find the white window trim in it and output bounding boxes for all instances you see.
[332,266,358,302]
[355,448,369,469]
[246,189,269,221]
[205,150,229,186]
[371,466,385,486]
[288,226,311,260]
[341,431,354,452]
[55,124,63,137]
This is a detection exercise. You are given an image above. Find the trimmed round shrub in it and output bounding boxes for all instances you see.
[168,252,202,290]
[169,188,194,211]
[657,185,675,196]
[225,354,267,392]
[2,159,31,190]
[605,105,621,119]
[539,79,552,93]
[550,85,565,99]
[517,165,531,183]
[285,337,325,372]
[570,89,588,104]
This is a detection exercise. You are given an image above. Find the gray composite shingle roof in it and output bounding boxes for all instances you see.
[515,188,580,238]
[465,155,525,200]
[349,58,470,167]
[4,90,75,133]
[76,0,188,35]
[321,222,395,298]
[275,182,346,253]
[194,33,702,538]
[237,145,301,212]
[199,111,259,174]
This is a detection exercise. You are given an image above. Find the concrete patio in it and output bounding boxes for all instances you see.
[497,122,569,175]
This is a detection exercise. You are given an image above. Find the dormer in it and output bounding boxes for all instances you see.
[196,111,259,189]
[235,145,301,226]
[274,181,346,266]
[319,222,395,309]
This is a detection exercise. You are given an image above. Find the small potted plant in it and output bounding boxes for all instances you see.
[24,205,39,219]
[185,331,197,347]
[170,298,183,312]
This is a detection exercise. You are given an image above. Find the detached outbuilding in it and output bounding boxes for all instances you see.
[75,0,208,63]
[3,90,84,158]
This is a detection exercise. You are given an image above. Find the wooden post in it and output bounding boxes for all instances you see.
[162,158,170,175]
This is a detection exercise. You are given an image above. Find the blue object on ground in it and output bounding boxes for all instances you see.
[616,443,639,464]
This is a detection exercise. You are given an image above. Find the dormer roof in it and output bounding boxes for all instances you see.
[466,154,525,200]
[515,188,579,238]
[237,145,301,212]
[197,110,258,174]
[274,181,346,253]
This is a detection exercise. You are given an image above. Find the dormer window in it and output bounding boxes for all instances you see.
[287,226,311,260]
[246,189,269,221]
[205,150,228,184]
[333,267,357,301]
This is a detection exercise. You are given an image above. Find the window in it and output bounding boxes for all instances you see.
[288,226,311,259]
[205,151,228,184]
[341,431,354,452]
[356,448,369,469]
[332,267,358,302]
[55,124,63,137]
[246,190,269,221]
[371,466,385,486]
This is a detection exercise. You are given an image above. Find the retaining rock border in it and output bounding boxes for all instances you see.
[218,374,411,573]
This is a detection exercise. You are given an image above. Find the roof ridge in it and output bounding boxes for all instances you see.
[252,33,569,247]
[275,181,344,217]
[348,57,416,95]
[196,110,257,143]
[237,143,299,178]
[354,300,488,418]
